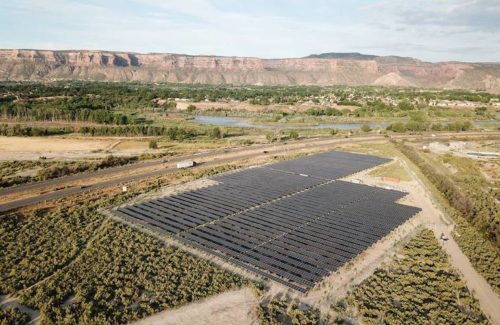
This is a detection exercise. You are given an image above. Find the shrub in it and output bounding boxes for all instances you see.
[289,130,299,140]
[361,124,371,132]
[149,140,158,149]
[210,127,223,139]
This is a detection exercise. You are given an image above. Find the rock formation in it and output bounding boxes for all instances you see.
[0,49,499,92]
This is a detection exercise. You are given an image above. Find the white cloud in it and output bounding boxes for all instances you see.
[0,0,499,62]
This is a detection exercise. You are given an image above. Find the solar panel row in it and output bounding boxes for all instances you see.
[116,169,326,234]
[112,150,420,292]
[180,181,420,291]
[267,151,390,180]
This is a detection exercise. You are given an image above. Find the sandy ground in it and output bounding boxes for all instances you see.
[132,288,258,325]
[0,136,152,160]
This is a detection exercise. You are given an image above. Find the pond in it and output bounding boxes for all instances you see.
[193,116,499,130]
[193,116,389,130]
[473,120,500,125]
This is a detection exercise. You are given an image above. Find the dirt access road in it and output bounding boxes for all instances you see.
[302,155,499,324]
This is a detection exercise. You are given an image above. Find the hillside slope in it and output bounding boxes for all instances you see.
[0,49,499,91]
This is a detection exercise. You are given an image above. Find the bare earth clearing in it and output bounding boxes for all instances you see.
[0,136,151,160]
[132,288,258,325]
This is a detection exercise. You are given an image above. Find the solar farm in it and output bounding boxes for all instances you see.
[112,151,421,292]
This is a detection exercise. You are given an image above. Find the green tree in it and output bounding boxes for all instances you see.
[398,100,414,110]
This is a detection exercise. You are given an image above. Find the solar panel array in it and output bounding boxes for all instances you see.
[112,150,420,292]
[267,151,390,180]
[114,168,324,234]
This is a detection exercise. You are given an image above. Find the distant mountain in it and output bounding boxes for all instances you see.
[305,52,378,60]
[0,49,499,92]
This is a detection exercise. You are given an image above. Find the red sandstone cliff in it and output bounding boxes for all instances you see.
[0,49,499,92]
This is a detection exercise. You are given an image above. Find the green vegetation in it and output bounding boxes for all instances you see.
[148,139,158,149]
[78,125,198,139]
[1,163,257,323]
[0,306,31,325]
[398,144,498,244]
[0,124,74,136]
[0,156,138,188]
[397,143,500,293]
[305,107,342,116]
[289,130,299,140]
[334,229,487,324]
[361,123,371,132]
[257,296,321,325]
[1,82,497,140]
[0,95,131,125]
[210,127,224,139]
[0,163,243,294]
[18,221,247,324]
[0,209,104,293]
[386,120,472,133]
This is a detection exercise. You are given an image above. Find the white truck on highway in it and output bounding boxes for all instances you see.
[176,161,197,169]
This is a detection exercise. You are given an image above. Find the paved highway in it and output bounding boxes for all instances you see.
[1,131,498,212]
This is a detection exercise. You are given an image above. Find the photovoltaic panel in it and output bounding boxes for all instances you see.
[112,150,421,292]
[266,151,391,180]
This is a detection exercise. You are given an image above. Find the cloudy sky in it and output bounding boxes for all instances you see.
[0,0,499,62]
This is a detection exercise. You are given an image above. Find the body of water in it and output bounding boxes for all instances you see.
[193,116,500,130]
[473,120,500,125]
[193,116,389,130]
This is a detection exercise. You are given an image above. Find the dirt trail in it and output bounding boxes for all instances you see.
[430,224,500,324]
[400,157,500,324]
[305,156,500,324]
[132,288,258,325]
[0,295,40,324]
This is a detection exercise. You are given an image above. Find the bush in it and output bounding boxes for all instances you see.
[149,140,158,149]
[258,296,320,325]
[361,124,371,132]
[386,122,407,133]
[337,229,488,324]
[210,127,223,139]
[0,306,30,324]
[289,130,299,140]
[397,99,415,110]
[17,221,248,324]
